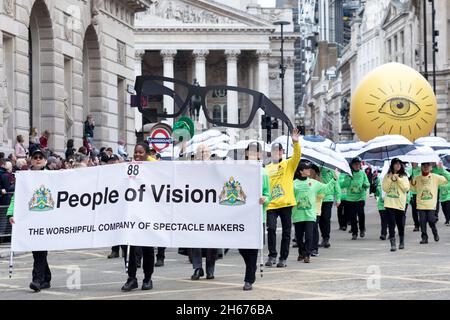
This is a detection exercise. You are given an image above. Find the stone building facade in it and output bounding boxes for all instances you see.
[0,0,150,155]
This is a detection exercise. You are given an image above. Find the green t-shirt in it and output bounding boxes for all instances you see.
[292,177,337,223]
[320,167,341,203]
[339,170,370,202]
[374,177,385,211]
[262,168,271,222]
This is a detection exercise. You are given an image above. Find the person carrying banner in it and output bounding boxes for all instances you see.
[411,162,449,244]
[238,142,270,291]
[121,142,155,291]
[382,158,410,251]
[340,157,370,240]
[293,162,339,263]
[265,128,301,268]
[7,149,51,292]
[191,144,219,280]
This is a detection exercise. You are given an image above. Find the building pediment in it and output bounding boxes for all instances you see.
[135,0,274,30]
[382,0,411,28]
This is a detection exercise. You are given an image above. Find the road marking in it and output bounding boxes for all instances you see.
[81,284,238,300]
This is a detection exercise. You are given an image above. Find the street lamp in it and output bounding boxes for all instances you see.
[273,19,290,135]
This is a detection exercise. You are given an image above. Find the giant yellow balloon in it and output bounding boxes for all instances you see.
[351,62,437,141]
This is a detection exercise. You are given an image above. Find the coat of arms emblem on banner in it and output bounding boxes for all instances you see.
[219,177,246,206]
[29,185,55,211]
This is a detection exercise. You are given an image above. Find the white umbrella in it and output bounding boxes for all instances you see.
[301,144,352,175]
[335,141,366,159]
[272,136,351,174]
[187,129,225,146]
[272,135,336,158]
[414,136,450,151]
[356,135,416,161]
[398,145,441,164]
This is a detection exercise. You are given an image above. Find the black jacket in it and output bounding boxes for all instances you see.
[0,168,15,206]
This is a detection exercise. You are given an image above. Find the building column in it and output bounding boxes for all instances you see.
[134,50,145,131]
[192,49,209,129]
[161,49,177,127]
[256,49,271,140]
[225,49,240,143]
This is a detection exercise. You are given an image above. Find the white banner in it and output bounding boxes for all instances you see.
[11,161,262,252]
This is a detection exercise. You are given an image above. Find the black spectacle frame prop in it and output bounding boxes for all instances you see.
[132,75,294,131]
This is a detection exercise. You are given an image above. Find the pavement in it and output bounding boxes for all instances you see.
[1,196,450,300]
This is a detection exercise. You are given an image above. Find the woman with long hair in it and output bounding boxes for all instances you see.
[382,158,410,251]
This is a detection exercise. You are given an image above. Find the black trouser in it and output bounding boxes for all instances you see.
[418,210,439,240]
[312,217,319,251]
[346,201,365,235]
[156,247,166,260]
[410,194,419,228]
[337,200,347,228]
[435,194,440,220]
[379,210,388,236]
[386,208,406,239]
[319,202,333,241]
[111,245,120,253]
[294,221,315,257]
[267,206,293,260]
[442,201,450,223]
[32,251,51,285]
[124,246,154,280]
[238,249,258,284]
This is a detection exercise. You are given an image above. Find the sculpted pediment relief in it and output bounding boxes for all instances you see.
[135,0,265,27]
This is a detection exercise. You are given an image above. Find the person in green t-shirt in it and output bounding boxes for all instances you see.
[409,163,421,231]
[319,167,341,248]
[374,174,388,241]
[292,161,339,263]
[340,157,370,240]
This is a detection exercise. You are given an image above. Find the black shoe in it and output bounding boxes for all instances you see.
[243,282,253,291]
[265,257,276,267]
[390,238,397,252]
[348,229,353,233]
[380,235,386,241]
[360,231,365,238]
[434,234,440,242]
[445,222,450,226]
[29,281,41,292]
[276,259,287,268]
[191,268,204,280]
[342,226,347,231]
[142,279,153,290]
[323,240,330,248]
[311,250,319,257]
[155,259,164,267]
[136,261,141,268]
[292,243,298,248]
[420,238,428,244]
[108,251,119,259]
[206,273,215,280]
[413,226,420,232]
[40,282,51,290]
[351,234,357,240]
[121,277,138,292]
[318,241,324,248]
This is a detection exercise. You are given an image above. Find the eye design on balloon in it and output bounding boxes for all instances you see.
[378,97,421,120]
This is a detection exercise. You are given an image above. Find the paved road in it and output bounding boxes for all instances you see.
[1,197,450,300]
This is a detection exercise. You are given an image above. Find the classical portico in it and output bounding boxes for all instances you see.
[133,0,297,140]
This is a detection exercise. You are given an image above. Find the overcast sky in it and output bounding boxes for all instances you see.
[257,0,276,7]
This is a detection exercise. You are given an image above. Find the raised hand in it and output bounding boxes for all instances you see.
[291,128,300,142]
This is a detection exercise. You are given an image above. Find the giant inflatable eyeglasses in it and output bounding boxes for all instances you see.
[131,75,293,131]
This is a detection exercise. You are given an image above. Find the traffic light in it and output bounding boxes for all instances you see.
[261,115,278,129]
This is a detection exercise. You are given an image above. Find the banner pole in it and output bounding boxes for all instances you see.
[9,250,13,279]
[125,244,130,274]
